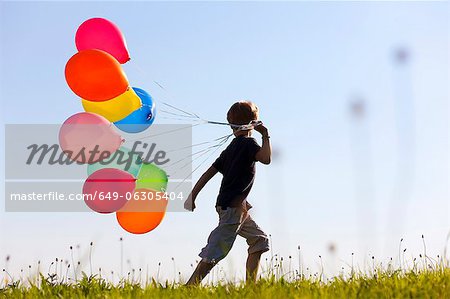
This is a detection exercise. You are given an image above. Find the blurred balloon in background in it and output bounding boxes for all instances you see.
[114,87,156,133]
[83,168,136,213]
[59,112,123,163]
[87,146,143,178]
[116,188,168,234]
[82,87,142,122]
[65,49,129,101]
[76,17,130,64]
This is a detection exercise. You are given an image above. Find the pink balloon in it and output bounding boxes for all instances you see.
[59,112,123,164]
[76,18,130,64]
[83,168,135,213]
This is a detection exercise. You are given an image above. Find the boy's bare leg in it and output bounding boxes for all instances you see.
[185,261,214,285]
[246,251,263,283]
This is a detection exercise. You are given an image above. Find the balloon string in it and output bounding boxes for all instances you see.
[159,109,199,119]
[160,102,200,119]
[165,133,234,153]
[124,123,202,142]
[168,139,228,179]
[168,148,213,168]
[169,147,216,176]
[172,134,231,179]
[129,63,263,131]
[130,64,201,118]
[166,134,233,168]
[158,116,204,122]
[170,133,232,191]
[166,142,223,169]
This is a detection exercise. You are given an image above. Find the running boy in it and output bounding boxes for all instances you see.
[184,101,271,284]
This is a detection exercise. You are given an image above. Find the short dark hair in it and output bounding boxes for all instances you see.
[227,101,259,126]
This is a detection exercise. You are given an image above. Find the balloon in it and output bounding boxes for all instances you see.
[82,87,142,122]
[76,18,130,64]
[88,146,143,178]
[65,49,128,102]
[114,87,156,133]
[116,188,168,234]
[136,162,168,191]
[83,168,135,213]
[59,112,123,163]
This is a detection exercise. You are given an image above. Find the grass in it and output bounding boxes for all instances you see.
[0,267,449,298]
[1,237,449,298]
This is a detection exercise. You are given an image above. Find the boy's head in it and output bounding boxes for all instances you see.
[227,101,259,134]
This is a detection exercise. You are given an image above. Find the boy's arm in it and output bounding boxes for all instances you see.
[184,166,218,211]
[255,124,271,165]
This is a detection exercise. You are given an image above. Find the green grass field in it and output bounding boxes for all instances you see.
[0,268,449,298]
[1,260,449,298]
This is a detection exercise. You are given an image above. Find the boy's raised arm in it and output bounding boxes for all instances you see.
[184,166,218,211]
[255,124,271,165]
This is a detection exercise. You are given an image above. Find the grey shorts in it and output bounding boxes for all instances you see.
[199,206,270,264]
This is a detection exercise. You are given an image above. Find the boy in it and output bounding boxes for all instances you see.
[184,101,271,285]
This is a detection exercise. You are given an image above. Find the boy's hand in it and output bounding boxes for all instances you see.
[254,122,268,136]
[184,193,196,212]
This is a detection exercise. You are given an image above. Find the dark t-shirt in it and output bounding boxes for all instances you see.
[212,136,261,209]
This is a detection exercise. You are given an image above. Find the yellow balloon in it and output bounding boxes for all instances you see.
[82,87,142,122]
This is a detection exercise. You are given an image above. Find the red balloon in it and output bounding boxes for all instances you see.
[76,18,130,64]
[83,168,136,214]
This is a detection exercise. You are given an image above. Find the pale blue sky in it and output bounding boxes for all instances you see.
[0,1,448,281]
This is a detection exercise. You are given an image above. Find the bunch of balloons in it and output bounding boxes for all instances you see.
[60,18,169,234]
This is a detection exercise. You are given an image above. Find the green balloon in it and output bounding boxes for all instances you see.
[136,163,168,192]
[87,146,143,178]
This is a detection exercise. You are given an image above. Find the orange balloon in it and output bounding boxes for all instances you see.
[116,188,168,234]
[65,49,128,102]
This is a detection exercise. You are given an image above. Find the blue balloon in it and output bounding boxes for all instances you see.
[114,87,156,133]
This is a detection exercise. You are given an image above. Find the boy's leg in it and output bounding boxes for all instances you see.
[186,261,215,285]
[187,207,243,285]
[238,214,270,283]
[246,250,264,283]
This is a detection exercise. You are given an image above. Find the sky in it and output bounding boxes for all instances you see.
[0,1,449,282]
